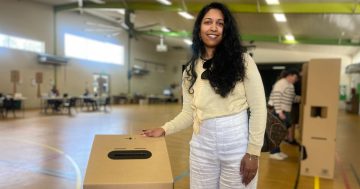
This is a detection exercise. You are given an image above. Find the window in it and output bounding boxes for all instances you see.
[0,34,7,47]
[65,33,124,65]
[0,33,45,53]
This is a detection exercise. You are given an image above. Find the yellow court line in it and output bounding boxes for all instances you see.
[0,138,82,189]
[314,176,320,189]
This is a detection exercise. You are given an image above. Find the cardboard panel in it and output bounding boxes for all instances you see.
[305,59,341,105]
[302,119,337,140]
[301,105,338,139]
[300,63,309,107]
[298,63,309,137]
[84,135,173,189]
[300,59,341,179]
[301,138,335,179]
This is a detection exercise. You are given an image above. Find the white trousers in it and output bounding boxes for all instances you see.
[190,111,258,189]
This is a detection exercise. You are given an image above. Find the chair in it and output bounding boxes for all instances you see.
[83,97,98,111]
[101,97,111,112]
[3,98,16,118]
[46,99,62,113]
[0,98,4,118]
[63,97,78,116]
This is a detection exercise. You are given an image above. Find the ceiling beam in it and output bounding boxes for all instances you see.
[139,30,360,46]
[55,2,360,14]
[54,2,360,47]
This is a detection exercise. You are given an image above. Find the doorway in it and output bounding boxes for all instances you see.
[257,63,303,100]
[93,74,110,96]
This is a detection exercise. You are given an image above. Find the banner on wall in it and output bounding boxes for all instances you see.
[339,85,347,101]
[35,72,43,98]
[35,72,43,84]
[11,70,20,83]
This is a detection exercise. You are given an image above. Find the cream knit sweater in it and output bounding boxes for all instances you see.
[162,54,267,156]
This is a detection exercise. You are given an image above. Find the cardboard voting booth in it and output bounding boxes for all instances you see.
[84,135,173,189]
[299,59,341,179]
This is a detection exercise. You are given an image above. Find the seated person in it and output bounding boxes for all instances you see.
[48,86,62,111]
[0,93,5,116]
[0,93,4,106]
[163,83,179,103]
[50,85,60,97]
[83,89,98,111]
[83,88,90,96]
[163,89,173,97]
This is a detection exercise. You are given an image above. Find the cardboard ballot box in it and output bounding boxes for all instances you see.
[84,135,173,189]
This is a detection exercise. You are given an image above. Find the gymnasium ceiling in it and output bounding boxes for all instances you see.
[30,0,360,56]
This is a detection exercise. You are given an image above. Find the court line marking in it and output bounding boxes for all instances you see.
[314,176,320,189]
[0,159,75,180]
[293,154,301,189]
[26,167,76,180]
[0,138,82,189]
[350,164,360,187]
[335,152,351,189]
[174,170,189,182]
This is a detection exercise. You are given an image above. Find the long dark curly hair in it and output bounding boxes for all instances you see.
[185,2,246,97]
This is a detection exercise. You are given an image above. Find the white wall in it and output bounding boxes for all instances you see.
[129,38,180,96]
[0,0,54,108]
[350,49,360,92]
[253,47,355,109]
[55,10,128,98]
[254,47,352,83]
[254,47,352,92]
[352,49,360,63]
[1,0,358,109]
[0,0,185,108]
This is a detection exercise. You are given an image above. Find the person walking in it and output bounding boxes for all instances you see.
[268,69,300,160]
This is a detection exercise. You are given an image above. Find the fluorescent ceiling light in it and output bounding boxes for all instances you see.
[107,32,121,38]
[117,9,125,15]
[121,22,129,30]
[285,34,295,41]
[272,66,286,70]
[156,0,172,5]
[178,11,194,20]
[161,27,170,32]
[88,0,105,4]
[273,13,287,22]
[265,0,279,5]
[183,39,192,45]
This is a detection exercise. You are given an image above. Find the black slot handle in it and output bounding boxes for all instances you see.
[108,150,152,160]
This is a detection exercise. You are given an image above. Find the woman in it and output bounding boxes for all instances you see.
[142,2,266,188]
[268,69,300,160]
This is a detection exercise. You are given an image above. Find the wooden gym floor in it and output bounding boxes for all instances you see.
[0,104,359,189]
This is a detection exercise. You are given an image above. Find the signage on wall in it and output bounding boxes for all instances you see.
[35,72,43,98]
[11,70,20,83]
[36,72,43,84]
[339,85,346,101]
[10,70,20,94]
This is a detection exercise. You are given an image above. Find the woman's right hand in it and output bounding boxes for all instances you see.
[141,128,165,137]
[278,111,286,120]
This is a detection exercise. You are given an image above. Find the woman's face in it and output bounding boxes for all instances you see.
[288,74,298,84]
[200,8,224,50]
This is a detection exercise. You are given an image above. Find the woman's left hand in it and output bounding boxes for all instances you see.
[240,153,258,186]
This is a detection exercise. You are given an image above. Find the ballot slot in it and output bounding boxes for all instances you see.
[108,150,152,159]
